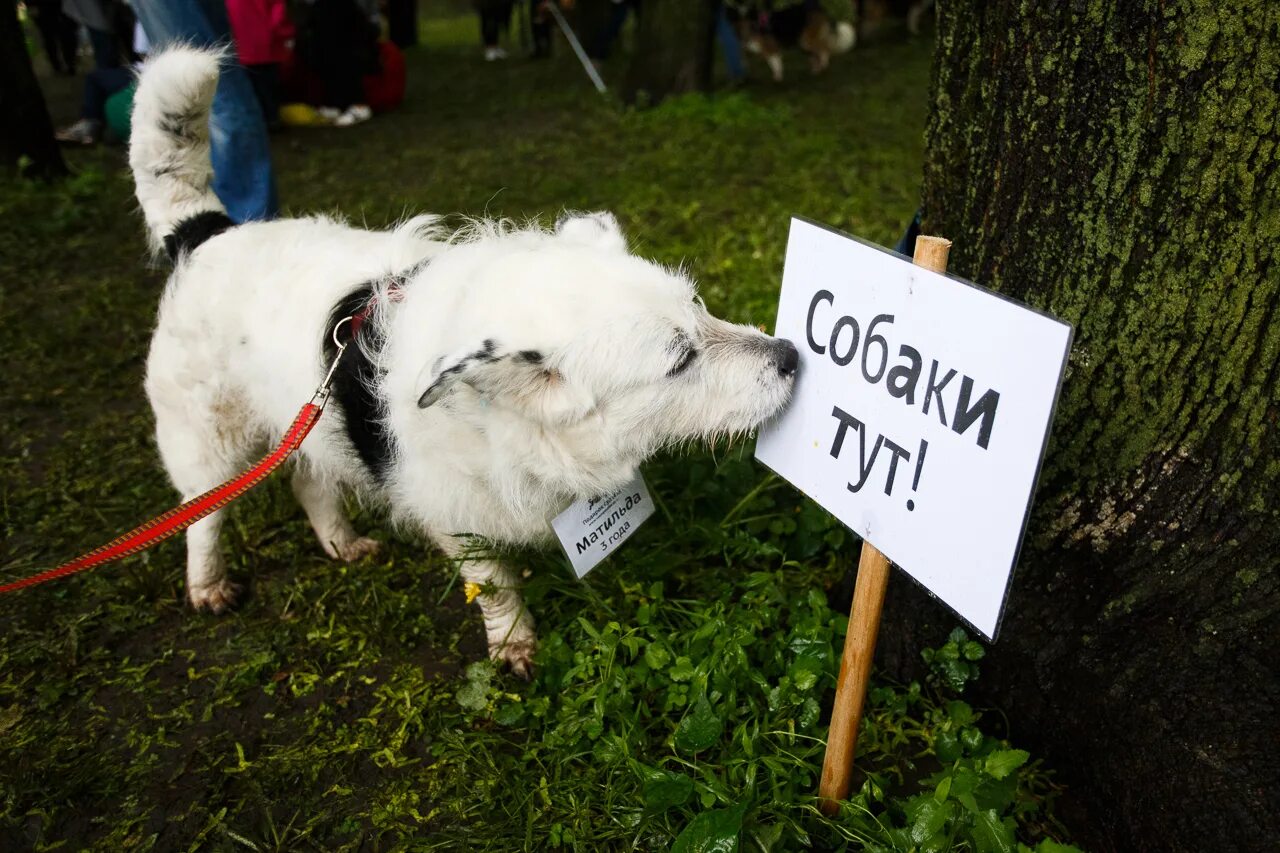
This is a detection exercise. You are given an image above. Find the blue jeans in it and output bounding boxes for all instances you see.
[132,0,278,223]
[716,5,744,82]
[81,66,132,121]
[87,26,120,70]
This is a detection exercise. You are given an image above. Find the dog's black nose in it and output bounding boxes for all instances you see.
[775,339,800,377]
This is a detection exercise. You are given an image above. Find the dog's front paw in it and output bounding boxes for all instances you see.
[332,536,381,562]
[492,640,538,681]
[188,579,243,614]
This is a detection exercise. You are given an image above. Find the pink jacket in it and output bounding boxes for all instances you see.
[226,0,295,66]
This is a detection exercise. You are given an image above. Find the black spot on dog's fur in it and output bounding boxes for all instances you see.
[325,285,394,481]
[516,350,543,364]
[417,362,465,406]
[164,211,235,262]
[417,339,509,408]
[159,109,203,142]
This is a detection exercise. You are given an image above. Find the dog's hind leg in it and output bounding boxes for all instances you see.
[291,466,380,561]
[153,411,246,613]
[439,536,537,679]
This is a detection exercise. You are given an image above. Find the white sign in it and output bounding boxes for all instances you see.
[552,473,656,578]
[756,219,1071,639]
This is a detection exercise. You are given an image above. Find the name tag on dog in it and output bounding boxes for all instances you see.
[552,473,655,578]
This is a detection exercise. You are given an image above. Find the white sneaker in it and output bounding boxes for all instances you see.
[334,104,372,127]
[55,118,101,145]
[484,46,506,61]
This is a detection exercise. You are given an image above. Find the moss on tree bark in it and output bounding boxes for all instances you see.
[880,1,1279,850]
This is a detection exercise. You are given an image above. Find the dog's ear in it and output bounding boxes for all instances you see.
[417,344,596,424]
[415,339,499,409]
[556,211,626,252]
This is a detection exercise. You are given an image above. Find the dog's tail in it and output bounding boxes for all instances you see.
[129,46,231,260]
[833,21,856,54]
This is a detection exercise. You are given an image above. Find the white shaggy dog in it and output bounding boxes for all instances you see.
[130,48,798,675]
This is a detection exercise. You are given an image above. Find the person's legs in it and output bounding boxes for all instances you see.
[387,0,418,48]
[57,65,131,144]
[309,1,367,111]
[56,10,80,73]
[479,1,511,59]
[86,26,119,69]
[31,2,67,73]
[716,4,745,83]
[530,0,551,58]
[497,0,514,39]
[480,9,500,48]
[592,1,631,60]
[81,66,132,121]
[245,64,281,128]
[131,0,277,222]
[318,58,365,110]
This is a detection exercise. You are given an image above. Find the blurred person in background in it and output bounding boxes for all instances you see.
[54,18,148,145]
[62,0,122,69]
[226,0,295,129]
[30,0,80,75]
[294,0,380,126]
[529,0,552,58]
[590,0,638,64]
[475,0,514,61]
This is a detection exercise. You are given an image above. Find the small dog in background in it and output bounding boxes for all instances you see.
[857,0,936,40]
[129,48,799,677]
[732,0,935,82]
[732,0,857,82]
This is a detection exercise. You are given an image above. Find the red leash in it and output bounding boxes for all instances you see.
[0,403,325,595]
[0,314,361,597]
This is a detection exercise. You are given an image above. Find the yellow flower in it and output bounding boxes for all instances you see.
[464,582,483,604]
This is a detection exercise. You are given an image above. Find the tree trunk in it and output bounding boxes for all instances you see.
[622,0,715,106]
[878,2,1280,851]
[0,1,68,179]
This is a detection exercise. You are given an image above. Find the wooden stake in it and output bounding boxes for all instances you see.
[911,236,953,279]
[818,234,952,816]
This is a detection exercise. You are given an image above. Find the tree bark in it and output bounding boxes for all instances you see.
[0,0,68,179]
[877,2,1280,850]
[622,0,715,106]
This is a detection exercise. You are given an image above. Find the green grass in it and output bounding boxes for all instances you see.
[1,13,1079,852]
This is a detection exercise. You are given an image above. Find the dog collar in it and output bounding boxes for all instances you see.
[332,254,431,346]
[338,276,407,345]
[324,259,429,481]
